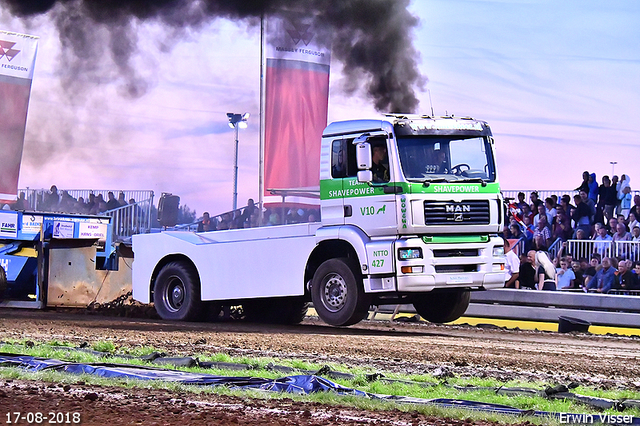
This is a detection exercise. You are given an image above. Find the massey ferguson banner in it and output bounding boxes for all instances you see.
[0,30,38,203]
[264,14,330,204]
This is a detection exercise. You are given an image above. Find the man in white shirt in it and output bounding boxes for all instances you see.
[504,239,521,288]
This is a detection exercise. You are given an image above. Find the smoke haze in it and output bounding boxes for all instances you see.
[0,0,425,112]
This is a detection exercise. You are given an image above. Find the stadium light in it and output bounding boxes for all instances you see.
[227,112,250,210]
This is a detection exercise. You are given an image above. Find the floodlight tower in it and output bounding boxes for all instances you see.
[227,112,250,211]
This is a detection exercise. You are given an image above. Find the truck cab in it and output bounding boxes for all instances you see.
[312,115,506,325]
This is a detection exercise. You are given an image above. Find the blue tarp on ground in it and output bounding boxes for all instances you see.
[2,353,639,424]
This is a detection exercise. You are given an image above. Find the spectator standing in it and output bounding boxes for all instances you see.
[535,251,556,291]
[599,176,617,222]
[530,191,542,211]
[544,198,557,223]
[630,195,640,220]
[518,251,537,290]
[576,171,590,194]
[515,192,528,211]
[588,173,599,204]
[619,186,632,219]
[572,194,592,237]
[504,239,520,288]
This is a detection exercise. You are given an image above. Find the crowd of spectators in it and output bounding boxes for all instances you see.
[6,185,138,215]
[503,171,640,294]
[196,198,320,232]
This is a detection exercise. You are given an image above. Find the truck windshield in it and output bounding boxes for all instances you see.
[396,135,496,183]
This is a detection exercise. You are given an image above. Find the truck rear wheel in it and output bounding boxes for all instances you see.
[413,290,470,323]
[311,258,369,326]
[153,261,202,321]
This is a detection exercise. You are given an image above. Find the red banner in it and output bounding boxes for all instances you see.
[263,15,330,203]
[0,31,38,203]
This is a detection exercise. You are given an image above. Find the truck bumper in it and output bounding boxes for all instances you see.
[394,236,506,293]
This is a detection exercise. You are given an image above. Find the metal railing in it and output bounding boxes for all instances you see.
[17,188,154,213]
[103,198,155,242]
[565,239,640,261]
[16,188,155,242]
[502,189,640,203]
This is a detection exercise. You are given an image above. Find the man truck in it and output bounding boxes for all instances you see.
[132,114,507,326]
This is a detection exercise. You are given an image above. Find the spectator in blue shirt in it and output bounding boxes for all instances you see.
[587,257,617,293]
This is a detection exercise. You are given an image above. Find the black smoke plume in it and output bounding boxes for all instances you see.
[0,0,425,112]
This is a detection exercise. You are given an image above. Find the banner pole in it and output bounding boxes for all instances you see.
[258,12,266,225]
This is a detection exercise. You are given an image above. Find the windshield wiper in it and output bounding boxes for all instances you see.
[460,177,488,187]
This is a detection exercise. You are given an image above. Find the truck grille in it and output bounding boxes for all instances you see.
[424,200,490,225]
[433,249,479,257]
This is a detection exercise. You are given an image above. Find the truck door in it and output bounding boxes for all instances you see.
[347,135,398,237]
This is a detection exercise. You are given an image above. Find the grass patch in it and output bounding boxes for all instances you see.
[1,340,639,424]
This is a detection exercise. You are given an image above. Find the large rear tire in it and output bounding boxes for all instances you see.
[153,261,202,321]
[311,258,369,326]
[413,290,470,323]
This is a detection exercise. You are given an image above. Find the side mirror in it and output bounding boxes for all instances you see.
[356,142,372,170]
[357,170,373,183]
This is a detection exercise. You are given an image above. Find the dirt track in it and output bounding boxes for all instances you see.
[2,309,640,425]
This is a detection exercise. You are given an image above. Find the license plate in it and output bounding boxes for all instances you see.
[447,274,472,284]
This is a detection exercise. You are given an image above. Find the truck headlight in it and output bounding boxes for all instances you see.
[398,248,422,260]
[493,246,504,257]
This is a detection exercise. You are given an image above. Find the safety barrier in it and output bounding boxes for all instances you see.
[372,289,640,328]
[465,289,640,328]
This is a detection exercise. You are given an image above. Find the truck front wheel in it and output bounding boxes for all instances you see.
[153,261,202,321]
[311,258,369,326]
[413,290,470,323]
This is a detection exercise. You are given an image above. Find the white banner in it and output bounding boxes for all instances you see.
[0,30,39,203]
[266,14,331,66]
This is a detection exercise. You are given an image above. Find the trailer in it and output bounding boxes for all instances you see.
[132,115,507,326]
[0,210,132,309]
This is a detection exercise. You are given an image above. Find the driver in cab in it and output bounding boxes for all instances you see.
[371,143,390,183]
[434,149,449,174]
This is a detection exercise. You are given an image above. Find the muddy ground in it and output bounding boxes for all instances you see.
[1,309,640,425]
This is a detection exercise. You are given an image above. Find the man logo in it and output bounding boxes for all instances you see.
[0,40,20,62]
[445,204,471,213]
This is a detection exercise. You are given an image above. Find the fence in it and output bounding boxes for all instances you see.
[502,189,640,203]
[103,198,155,242]
[565,239,640,262]
[17,188,155,242]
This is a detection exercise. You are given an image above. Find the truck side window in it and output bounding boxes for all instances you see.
[331,139,359,178]
[370,137,390,183]
[331,140,348,178]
